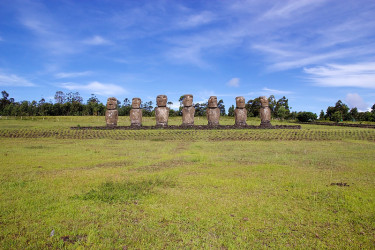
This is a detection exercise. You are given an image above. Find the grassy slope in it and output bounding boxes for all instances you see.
[0,117,374,248]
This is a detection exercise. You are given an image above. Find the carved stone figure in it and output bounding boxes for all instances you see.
[182,94,195,126]
[130,97,142,126]
[260,96,272,127]
[105,97,118,127]
[207,96,220,126]
[155,95,169,127]
[234,96,247,126]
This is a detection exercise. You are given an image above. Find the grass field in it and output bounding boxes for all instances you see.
[0,116,374,248]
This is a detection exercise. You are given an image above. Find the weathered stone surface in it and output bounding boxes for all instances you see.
[156,95,167,107]
[105,110,118,127]
[236,96,246,109]
[155,95,169,126]
[235,108,247,126]
[260,96,272,126]
[106,97,117,110]
[183,94,193,107]
[130,97,142,126]
[181,94,195,126]
[207,107,220,126]
[132,97,141,109]
[130,109,142,126]
[235,96,247,126]
[208,96,218,108]
[182,106,195,126]
[155,107,169,126]
[105,97,118,127]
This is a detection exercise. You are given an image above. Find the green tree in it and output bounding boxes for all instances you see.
[228,105,235,117]
[296,112,317,122]
[326,100,350,121]
[331,111,342,122]
[245,97,261,117]
[218,99,226,116]
[275,106,287,120]
[274,96,290,119]
[194,102,207,116]
[319,110,325,120]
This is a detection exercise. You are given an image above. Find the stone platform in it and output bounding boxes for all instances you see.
[71,125,301,130]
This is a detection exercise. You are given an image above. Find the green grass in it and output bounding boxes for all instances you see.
[0,116,374,248]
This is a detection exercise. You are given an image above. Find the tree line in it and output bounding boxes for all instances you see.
[1,90,374,122]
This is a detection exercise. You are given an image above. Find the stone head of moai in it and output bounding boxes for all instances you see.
[183,94,193,107]
[132,98,141,109]
[260,96,269,107]
[106,97,117,110]
[156,95,167,107]
[208,96,218,108]
[236,96,246,108]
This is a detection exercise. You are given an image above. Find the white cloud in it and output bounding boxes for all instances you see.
[61,81,126,96]
[0,73,35,87]
[227,78,240,87]
[304,62,375,88]
[83,36,112,45]
[262,87,292,95]
[345,93,368,111]
[55,71,92,79]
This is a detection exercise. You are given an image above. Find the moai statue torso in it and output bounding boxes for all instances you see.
[260,96,272,127]
[130,97,142,126]
[207,96,220,126]
[105,97,118,127]
[182,94,195,126]
[234,96,247,126]
[155,95,169,127]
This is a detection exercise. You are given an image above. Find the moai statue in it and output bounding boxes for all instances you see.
[207,96,220,126]
[234,96,247,126]
[130,97,142,127]
[105,97,118,127]
[182,94,195,126]
[155,95,169,127]
[260,96,272,127]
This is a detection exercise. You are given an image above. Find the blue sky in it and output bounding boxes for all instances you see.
[0,0,374,113]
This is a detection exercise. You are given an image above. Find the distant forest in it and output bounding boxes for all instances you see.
[1,90,374,122]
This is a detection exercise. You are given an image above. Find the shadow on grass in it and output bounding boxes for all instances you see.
[74,178,175,203]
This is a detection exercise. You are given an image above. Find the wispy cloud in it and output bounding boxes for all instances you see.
[262,87,292,95]
[16,1,78,55]
[166,46,209,68]
[82,36,112,46]
[227,78,240,87]
[345,93,368,111]
[0,73,35,87]
[177,11,216,28]
[261,0,326,19]
[304,62,375,89]
[0,36,3,41]
[61,81,126,96]
[55,71,92,79]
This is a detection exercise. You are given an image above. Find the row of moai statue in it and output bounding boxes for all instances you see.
[105,95,272,127]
